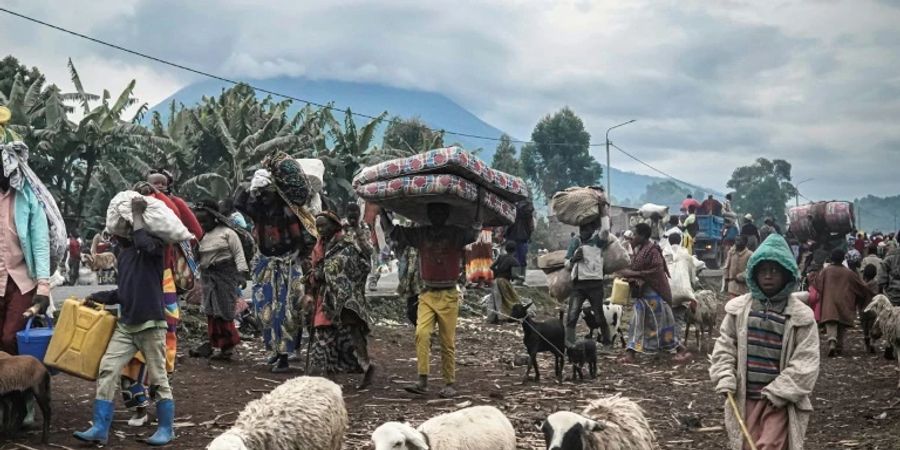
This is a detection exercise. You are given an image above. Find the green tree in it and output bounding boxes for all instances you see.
[521,107,602,200]
[726,158,797,226]
[490,134,523,177]
[382,116,443,153]
[639,180,693,209]
[0,56,45,99]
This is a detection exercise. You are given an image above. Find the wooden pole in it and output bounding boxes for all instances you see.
[727,392,758,450]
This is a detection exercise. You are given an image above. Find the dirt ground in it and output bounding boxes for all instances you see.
[6,289,900,450]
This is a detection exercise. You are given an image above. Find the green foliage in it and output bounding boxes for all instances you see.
[854,195,900,233]
[726,158,797,226]
[0,56,45,100]
[382,116,443,153]
[490,134,523,178]
[521,107,602,201]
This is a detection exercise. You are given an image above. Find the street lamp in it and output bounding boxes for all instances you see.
[605,119,636,199]
[794,178,813,207]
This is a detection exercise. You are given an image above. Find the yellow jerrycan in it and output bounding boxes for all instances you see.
[44,298,117,381]
[610,278,631,306]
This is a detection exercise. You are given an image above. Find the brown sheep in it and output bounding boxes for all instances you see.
[0,351,51,443]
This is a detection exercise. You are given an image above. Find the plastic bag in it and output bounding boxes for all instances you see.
[669,251,696,306]
[603,235,631,274]
[106,191,194,244]
[546,268,572,301]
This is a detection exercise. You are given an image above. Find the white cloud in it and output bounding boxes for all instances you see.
[3,0,899,200]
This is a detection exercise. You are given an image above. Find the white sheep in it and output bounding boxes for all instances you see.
[207,376,347,450]
[685,290,718,352]
[864,294,900,389]
[371,405,516,450]
[542,394,657,450]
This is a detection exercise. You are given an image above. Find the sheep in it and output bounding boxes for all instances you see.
[542,394,657,450]
[371,405,516,450]
[0,351,51,444]
[207,376,347,450]
[568,338,597,381]
[582,303,625,348]
[864,295,900,389]
[684,290,717,352]
[510,302,565,383]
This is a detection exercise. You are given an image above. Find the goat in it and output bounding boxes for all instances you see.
[582,304,625,348]
[684,290,717,352]
[0,352,51,444]
[510,302,565,383]
[865,295,900,389]
[568,339,597,381]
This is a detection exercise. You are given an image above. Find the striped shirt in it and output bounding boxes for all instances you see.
[746,299,787,399]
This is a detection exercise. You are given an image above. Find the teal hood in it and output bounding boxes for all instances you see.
[745,234,799,300]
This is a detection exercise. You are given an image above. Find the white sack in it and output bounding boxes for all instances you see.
[296,158,325,193]
[639,203,669,219]
[106,191,194,244]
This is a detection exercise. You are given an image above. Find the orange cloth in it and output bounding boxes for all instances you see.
[744,398,789,450]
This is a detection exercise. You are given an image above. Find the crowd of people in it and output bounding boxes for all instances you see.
[5,106,900,448]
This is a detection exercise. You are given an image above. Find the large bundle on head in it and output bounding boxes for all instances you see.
[353,146,527,226]
[789,201,855,241]
[297,158,324,214]
[551,186,608,226]
[105,191,194,243]
[207,376,347,450]
[542,394,657,450]
[638,203,669,220]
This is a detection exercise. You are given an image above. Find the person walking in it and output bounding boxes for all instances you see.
[74,197,175,446]
[383,203,478,398]
[234,154,317,373]
[195,201,248,360]
[709,234,819,450]
[488,241,522,323]
[813,249,874,357]
[723,236,753,298]
[309,211,376,389]
[564,218,612,350]
[741,214,761,250]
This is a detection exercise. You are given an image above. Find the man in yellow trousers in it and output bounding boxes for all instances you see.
[384,203,477,398]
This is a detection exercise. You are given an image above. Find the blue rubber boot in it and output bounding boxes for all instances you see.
[146,399,175,446]
[73,399,114,445]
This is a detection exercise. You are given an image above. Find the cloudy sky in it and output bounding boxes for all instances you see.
[4,0,900,200]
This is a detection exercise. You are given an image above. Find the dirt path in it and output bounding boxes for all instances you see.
[7,303,900,449]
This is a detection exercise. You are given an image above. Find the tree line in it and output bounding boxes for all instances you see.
[1,55,801,237]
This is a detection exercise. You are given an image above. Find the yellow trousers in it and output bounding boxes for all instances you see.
[415,288,459,384]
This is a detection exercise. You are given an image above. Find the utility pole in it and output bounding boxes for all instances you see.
[605,119,636,200]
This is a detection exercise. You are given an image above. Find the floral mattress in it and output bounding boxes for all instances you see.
[355,174,516,226]
[352,146,529,202]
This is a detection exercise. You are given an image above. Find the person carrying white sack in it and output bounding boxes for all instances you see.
[664,231,699,342]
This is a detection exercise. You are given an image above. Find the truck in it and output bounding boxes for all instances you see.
[693,215,725,269]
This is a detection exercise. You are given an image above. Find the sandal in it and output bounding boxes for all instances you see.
[439,385,457,398]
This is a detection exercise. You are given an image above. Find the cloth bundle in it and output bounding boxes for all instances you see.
[0,140,67,269]
[354,147,525,226]
[546,267,572,301]
[550,187,607,226]
[106,191,194,243]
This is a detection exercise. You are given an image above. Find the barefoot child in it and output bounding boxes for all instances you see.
[709,234,820,450]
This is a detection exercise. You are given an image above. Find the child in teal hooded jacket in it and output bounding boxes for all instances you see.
[710,235,820,450]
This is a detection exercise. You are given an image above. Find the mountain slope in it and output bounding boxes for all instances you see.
[148,77,509,157]
[150,77,721,207]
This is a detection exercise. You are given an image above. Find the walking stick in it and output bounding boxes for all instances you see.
[304,325,314,373]
[727,392,758,450]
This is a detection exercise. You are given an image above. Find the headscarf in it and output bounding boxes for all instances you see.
[262,152,318,239]
[0,138,67,270]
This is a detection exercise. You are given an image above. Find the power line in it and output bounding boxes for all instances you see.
[0,6,609,148]
[608,142,701,190]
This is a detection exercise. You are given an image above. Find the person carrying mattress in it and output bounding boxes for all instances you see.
[382,203,478,398]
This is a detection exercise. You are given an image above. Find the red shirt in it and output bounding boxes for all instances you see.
[391,225,477,289]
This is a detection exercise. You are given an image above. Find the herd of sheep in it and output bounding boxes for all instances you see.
[207,376,658,450]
